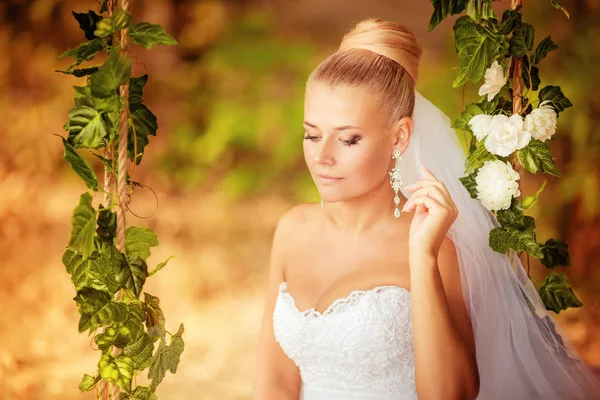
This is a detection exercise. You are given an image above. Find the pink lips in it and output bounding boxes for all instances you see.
[317,174,343,184]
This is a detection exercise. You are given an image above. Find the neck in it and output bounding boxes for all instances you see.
[323,180,408,233]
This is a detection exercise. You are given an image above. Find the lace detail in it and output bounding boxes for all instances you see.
[273,282,416,395]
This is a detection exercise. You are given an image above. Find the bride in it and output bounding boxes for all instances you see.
[253,18,600,399]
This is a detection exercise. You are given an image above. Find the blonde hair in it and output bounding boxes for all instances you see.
[307,18,422,125]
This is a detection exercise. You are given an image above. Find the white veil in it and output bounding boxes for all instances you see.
[400,91,600,399]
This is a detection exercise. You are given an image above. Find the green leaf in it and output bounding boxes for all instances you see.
[129,22,178,49]
[498,8,520,35]
[58,38,105,70]
[123,386,158,400]
[68,192,97,260]
[95,324,132,350]
[515,228,544,258]
[124,332,155,370]
[147,324,185,389]
[90,49,132,98]
[466,142,498,172]
[62,245,123,295]
[489,227,511,254]
[125,226,159,263]
[79,374,100,391]
[73,83,121,113]
[523,179,547,209]
[517,139,561,176]
[97,205,117,244]
[61,137,99,191]
[72,10,102,40]
[67,106,109,149]
[465,0,497,22]
[532,36,558,64]
[74,288,128,333]
[509,22,535,58]
[129,75,148,105]
[118,256,149,298]
[144,293,166,342]
[166,324,185,373]
[497,197,525,229]
[100,1,109,13]
[94,8,133,38]
[538,273,582,313]
[459,172,478,199]
[489,226,543,258]
[128,103,158,165]
[550,0,570,18]
[540,238,570,269]
[538,85,572,114]
[56,66,100,77]
[452,99,498,131]
[148,255,175,277]
[98,353,134,393]
[452,16,501,87]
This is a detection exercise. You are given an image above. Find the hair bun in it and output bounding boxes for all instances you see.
[339,18,422,83]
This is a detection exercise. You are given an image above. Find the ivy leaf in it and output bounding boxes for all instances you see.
[129,75,148,105]
[509,22,535,58]
[459,172,478,199]
[452,98,497,131]
[129,22,178,49]
[125,226,159,263]
[128,103,158,165]
[515,228,543,258]
[144,293,166,342]
[95,324,132,350]
[538,273,582,313]
[489,226,543,258]
[100,1,109,13]
[72,10,102,40]
[147,324,185,389]
[90,49,132,98]
[517,139,561,176]
[452,16,501,87]
[74,288,128,333]
[540,238,570,269]
[465,0,497,22]
[465,142,498,172]
[496,197,524,229]
[119,256,149,298]
[538,85,572,114]
[498,8,520,35]
[55,66,100,77]
[97,205,117,244]
[58,38,105,70]
[550,0,570,18]
[489,227,511,254]
[124,332,155,370]
[523,179,547,209]
[61,137,99,191]
[521,55,541,91]
[62,246,123,295]
[166,324,185,373]
[94,8,133,38]
[79,374,101,391]
[148,255,175,277]
[122,386,158,400]
[532,36,558,65]
[98,353,134,393]
[67,106,109,149]
[68,192,97,260]
[73,84,121,113]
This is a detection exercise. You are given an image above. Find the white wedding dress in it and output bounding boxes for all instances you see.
[273,281,418,400]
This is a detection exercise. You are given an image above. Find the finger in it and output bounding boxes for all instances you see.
[421,165,438,181]
[406,182,452,206]
[402,194,447,214]
[407,186,449,209]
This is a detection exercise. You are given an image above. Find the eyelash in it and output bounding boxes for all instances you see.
[303,134,360,146]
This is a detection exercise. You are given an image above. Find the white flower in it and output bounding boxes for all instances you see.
[524,101,558,142]
[478,60,507,101]
[475,160,521,211]
[468,114,494,141]
[484,114,531,157]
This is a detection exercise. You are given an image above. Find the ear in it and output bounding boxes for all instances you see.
[391,116,413,152]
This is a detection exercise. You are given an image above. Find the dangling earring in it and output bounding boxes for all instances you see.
[389,149,403,218]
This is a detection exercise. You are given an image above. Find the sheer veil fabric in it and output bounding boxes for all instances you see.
[403,91,600,399]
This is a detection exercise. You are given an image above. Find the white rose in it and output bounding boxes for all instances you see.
[478,60,507,101]
[484,114,531,157]
[475,160,521,211]
[524,100,558,142]
[468,114,494,141]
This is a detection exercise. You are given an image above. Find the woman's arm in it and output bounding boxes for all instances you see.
[409,235,479,400]
[253,208,302,400]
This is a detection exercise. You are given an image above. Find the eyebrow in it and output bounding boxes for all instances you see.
[303,121,362,131]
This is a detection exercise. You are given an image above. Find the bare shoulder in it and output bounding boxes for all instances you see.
[274,202,321,241]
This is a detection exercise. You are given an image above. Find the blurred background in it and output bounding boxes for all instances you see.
[0,0,599,398]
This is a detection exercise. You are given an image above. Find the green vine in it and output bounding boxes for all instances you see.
[429,0,582,314]
[55,1,182,398]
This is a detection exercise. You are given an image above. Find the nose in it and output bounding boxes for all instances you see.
[313,137,335,165]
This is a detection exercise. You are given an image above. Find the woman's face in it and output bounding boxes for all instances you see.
[303,82,411,203]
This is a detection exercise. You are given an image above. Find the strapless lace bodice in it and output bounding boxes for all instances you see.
[272,282,417,399]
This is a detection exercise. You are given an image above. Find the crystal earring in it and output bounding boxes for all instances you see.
[389,149,403,218]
